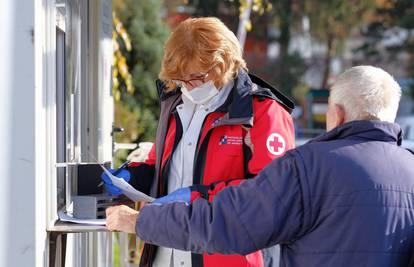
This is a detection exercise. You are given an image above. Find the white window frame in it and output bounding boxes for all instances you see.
[44,1,114,266]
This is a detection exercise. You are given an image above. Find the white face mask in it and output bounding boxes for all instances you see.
[180,80,219,105]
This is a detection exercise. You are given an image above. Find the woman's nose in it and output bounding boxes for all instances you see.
[185,84,195,91]
[186,80,204,91]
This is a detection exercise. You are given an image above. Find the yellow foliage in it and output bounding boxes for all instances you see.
[266,2,272,12]
[238,0,272,30]
[112,12,135,102]
[245,20,252,32]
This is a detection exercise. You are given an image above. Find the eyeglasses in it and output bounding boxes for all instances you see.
[171,66,215,88]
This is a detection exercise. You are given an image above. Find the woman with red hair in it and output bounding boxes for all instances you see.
[104,17,295,267]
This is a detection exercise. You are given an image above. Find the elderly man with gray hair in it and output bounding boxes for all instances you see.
[107,66,414,267]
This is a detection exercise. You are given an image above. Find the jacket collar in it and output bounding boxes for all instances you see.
[155,70,255,126]
[309,120,403,146]
[156,79,180,101]
[215,69,254,121]
[156,69,294,127]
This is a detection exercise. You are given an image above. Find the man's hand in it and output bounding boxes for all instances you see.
[106,205,139,234]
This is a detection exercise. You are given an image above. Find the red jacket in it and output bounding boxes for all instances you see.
[127,70,295,267]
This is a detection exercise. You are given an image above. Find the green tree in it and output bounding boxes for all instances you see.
[113,0,170,160]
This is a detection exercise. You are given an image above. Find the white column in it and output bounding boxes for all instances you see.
[0,0,43,267]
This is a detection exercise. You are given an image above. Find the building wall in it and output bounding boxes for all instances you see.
[0,0,40,266]
[0,1,114,266]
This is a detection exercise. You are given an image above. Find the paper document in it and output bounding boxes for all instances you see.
[58,210,106,226]
[100,165,155,202]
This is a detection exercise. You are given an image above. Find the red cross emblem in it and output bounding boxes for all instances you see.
[266,133,286,156]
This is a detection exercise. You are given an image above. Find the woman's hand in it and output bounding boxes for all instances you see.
[106,205,139,234]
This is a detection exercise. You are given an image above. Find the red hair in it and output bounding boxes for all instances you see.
[159,17,247,91]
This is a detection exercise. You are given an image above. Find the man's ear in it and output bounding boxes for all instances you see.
[335,104,346,126]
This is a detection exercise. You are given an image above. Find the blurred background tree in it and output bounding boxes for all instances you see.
[307,0,376,89]
[357,0,414,100]
[112,0,170,165]
[267,0,307,97]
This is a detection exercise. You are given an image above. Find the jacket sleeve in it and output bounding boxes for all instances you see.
[136,151,305,255]
[247,97,295,175]
[126,144,156,194]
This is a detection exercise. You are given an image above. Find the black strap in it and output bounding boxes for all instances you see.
[139,244,157,267]
[191,253,204,267]
[241,127,255,179]
[248,73,295,113]
[407,148,414,155]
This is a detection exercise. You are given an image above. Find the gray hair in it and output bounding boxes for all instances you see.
[330,65,401,123]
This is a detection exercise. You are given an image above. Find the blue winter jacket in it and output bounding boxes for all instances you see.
[136,120,414,267]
